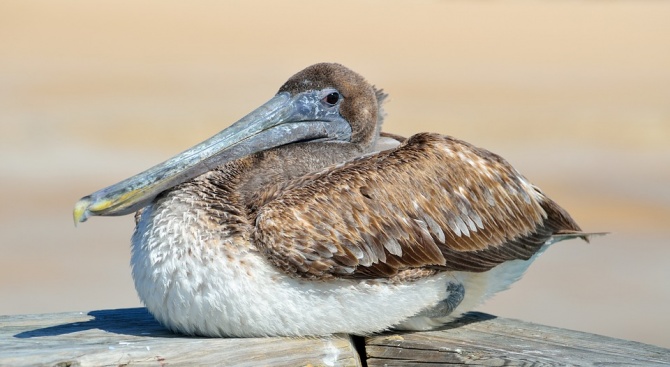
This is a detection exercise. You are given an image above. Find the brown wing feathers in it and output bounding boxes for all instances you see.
[253,133,581,279]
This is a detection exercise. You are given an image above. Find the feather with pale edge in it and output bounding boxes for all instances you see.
[253,133,585,279]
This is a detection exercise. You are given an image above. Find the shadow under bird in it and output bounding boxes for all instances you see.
[74,63,595,337]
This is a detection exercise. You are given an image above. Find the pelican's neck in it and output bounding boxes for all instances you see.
[226,142,368,215]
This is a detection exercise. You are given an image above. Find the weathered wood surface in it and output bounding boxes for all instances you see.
[0,308,360,367]
[365,312,670,366]
[1,309,669,367]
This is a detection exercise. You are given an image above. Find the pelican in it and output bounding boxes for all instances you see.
[74,63,591,337]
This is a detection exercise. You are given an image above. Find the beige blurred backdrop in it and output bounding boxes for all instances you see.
[1,0,669,348]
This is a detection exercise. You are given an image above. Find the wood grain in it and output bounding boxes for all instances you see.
[365,312,670,366]
[0,308,360,367]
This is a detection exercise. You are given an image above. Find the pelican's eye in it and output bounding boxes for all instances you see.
[323,92,341,106]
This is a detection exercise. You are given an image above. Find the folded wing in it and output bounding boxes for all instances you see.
[253,133,582,279]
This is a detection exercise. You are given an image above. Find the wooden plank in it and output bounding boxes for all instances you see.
[0,308,361,367]
[364,312,670,367]
[3,308,669,366]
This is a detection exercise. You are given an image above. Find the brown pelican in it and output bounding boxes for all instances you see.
[74,63,591,337]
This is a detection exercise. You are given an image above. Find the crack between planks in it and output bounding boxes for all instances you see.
[350,335,368,367]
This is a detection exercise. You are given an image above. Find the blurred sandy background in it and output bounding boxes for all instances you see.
[1,0,669,348]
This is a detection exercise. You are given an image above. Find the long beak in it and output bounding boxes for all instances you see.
[74,91,351,224]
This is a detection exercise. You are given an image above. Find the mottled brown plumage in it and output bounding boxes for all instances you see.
[252,132,581,279]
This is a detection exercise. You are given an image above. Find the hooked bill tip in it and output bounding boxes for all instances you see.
[73,197,91,226]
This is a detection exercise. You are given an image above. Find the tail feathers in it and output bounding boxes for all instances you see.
[551,230,608,244]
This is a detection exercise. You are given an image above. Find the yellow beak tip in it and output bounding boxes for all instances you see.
[73,198,91,226]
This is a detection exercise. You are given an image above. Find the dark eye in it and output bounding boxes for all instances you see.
[323,92,340,106]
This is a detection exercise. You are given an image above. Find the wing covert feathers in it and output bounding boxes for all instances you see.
[253,133,582,279]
